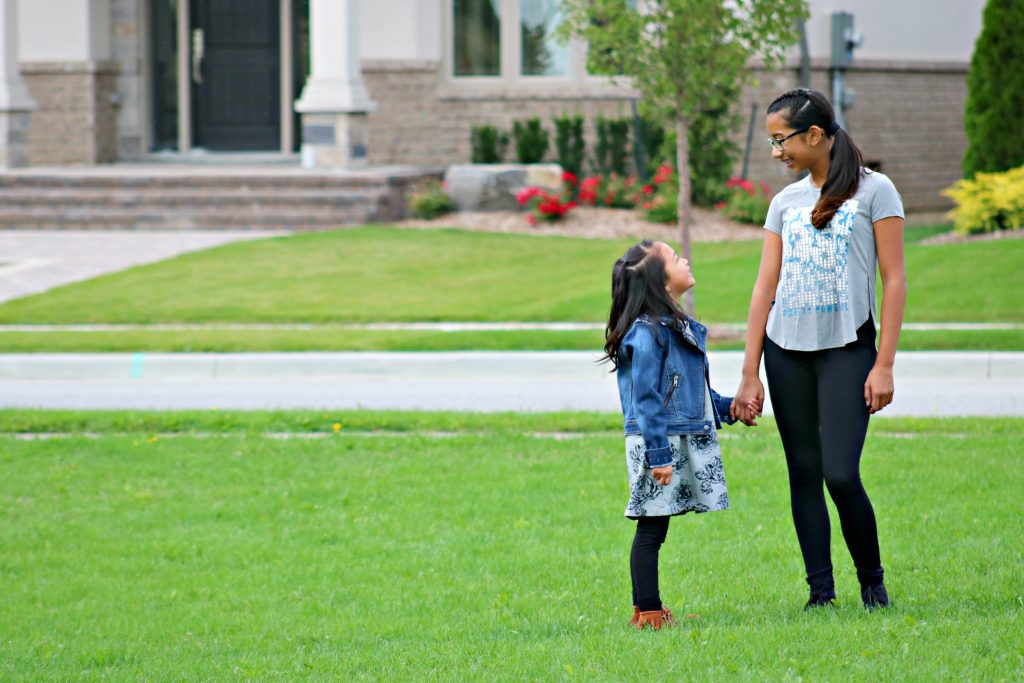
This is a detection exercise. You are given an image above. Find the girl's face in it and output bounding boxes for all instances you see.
[657,242,694,298]
[766,111,828,176]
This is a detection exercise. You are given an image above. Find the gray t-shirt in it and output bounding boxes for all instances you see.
[764,169,904,351]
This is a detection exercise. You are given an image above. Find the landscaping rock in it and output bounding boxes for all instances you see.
[444,164,563,211]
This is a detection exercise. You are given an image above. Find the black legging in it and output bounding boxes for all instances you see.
[764,319,884,592]
[630,515,670,611]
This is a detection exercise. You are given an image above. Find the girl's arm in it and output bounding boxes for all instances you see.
[625,323,673,469]
[866,216,907,413]
[735,232,783,421]
[709,387,737,426]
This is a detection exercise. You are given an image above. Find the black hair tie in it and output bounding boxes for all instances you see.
[828,121,841,135]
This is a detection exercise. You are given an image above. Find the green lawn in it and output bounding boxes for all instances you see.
[0,224,1020,351]
[1,410,1021,680]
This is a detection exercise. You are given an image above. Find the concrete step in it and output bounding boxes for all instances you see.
[0,165,442,230]
[0,207,379,230]
[0,188,387,209]
[0,174,392,191]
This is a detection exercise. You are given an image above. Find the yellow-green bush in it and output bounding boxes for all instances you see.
[942,165,1024,234]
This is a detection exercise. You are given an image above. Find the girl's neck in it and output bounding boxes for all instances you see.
[808,157,830,189]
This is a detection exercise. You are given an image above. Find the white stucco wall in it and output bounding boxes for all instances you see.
[361,0,441,61]
[13,0,986,66]
[363,0,985,65]
[18,0,111,62]
[801,0,984,63]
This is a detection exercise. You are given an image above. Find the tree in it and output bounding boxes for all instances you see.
[963,0,1024,179]
[559,0,806,315]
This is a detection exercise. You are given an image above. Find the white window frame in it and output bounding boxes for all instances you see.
[440,0,637,99]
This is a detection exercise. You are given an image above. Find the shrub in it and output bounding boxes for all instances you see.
[553,115,586,180]
[409,180,455,219]
[512,118,549,163]
[577,173,637,209]
[719,178,771,225]
[942,165,1024,234]
[636,117,666,180]
[594,117,631,176]
[516,186,576,225]
[963,0,1024,178]
[636,163,678,224]
[470,125,508,163]
[651,120,736,208]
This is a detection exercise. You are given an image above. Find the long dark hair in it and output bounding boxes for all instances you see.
[599,240,688,370]
[767,88,865,230]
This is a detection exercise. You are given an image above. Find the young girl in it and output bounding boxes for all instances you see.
[734,88,907,610]
[601,240,757,631]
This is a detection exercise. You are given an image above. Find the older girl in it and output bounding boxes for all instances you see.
[735,88,907,610]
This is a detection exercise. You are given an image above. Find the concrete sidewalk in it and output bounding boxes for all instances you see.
[1,351,1021,416]
[0,230,288,303]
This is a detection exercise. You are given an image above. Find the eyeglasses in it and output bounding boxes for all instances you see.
[766,126,810,152]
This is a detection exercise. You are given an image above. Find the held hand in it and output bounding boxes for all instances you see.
[729,398,760,426]
[734,375,765,424]
[651,465,673,486]
[864,364,895,414]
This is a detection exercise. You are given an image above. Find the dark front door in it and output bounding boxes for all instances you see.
[191,0,280,150]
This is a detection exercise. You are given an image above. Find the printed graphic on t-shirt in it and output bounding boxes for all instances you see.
[779,199,858,318]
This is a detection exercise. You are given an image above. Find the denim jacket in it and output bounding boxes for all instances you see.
[616,314,736,468]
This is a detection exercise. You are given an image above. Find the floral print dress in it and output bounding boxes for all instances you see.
[624,379,730,519]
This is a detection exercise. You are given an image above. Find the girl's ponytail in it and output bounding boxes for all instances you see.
[767,88,866,230]
[813,124,865,229]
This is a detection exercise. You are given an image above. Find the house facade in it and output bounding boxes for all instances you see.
[0,0,986,211]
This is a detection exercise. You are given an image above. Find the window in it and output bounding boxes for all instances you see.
[446,0,632,94]
[453,0,502,76]
[520,0,568,77]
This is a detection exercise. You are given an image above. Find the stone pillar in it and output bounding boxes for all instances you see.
[294,0,377,169]
[0,0,34,167]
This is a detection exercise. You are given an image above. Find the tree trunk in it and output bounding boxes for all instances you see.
[675,117,694,316]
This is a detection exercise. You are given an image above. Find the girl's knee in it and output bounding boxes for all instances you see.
[823,470,861,495]
[786,456,823,488]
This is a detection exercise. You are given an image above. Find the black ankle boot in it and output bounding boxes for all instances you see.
[861,581,890,610]
[804,588,837,609]
[804,566,836,609]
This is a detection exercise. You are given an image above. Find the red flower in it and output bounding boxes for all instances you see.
[728,178,756,196]
[643,201,652,210]
[714,201,727,210]
[642,184,654,196]
[526,213,537,226]
[562,171,578,185]
[654,164,674,185]
[517,186,543,206]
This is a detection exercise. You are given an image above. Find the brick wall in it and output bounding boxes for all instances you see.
[363,60,969,212]
[363,60,639,171]
[21,61,120,165]
[741,62,968,212]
